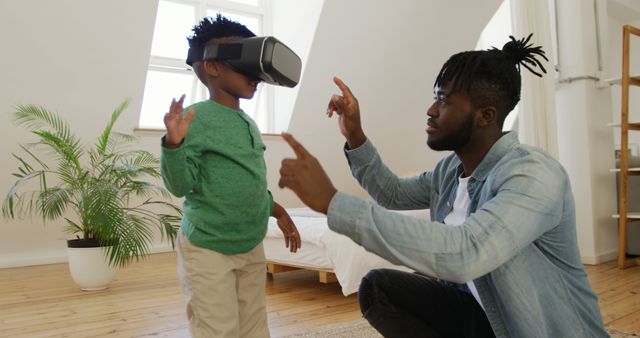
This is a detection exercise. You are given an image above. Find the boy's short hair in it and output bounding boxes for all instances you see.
[186,14,255,66]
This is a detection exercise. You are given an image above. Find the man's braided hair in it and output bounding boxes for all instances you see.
[434,34,549,126]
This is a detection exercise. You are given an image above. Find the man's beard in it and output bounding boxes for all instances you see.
[427,112,474,151]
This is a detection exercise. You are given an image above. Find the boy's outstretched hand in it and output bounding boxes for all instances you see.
[164,94,196,148]
[278,133,337,214]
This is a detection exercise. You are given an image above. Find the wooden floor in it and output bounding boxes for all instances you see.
[1,252,639,338]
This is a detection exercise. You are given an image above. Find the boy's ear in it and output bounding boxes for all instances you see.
[204,60,221,77]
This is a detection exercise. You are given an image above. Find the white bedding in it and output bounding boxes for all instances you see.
[264,239,332,270]
[266,207,428,295]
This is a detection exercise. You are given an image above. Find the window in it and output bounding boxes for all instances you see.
[139,0,271,131]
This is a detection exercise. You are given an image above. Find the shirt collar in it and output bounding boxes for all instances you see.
[456,131,520,182]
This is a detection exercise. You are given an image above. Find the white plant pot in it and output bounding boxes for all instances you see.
[67,246,117,291]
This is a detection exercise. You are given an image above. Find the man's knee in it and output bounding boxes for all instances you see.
[364,268,394,283]
[359,268,389,294]
[359,269,392,315]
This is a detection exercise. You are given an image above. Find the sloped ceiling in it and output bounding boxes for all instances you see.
[287,0,503,193]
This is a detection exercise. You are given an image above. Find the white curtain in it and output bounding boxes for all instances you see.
[510,0,559,158]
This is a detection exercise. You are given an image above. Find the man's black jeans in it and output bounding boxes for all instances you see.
[358,268,496,338]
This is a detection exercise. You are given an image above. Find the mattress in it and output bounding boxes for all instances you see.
[265,207,425,295]
[263,238,332,270]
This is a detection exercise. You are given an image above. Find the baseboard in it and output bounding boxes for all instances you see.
[0,251,68,268]
[2,245,619,269]
[149,243,175,254]
[0,243,175,269]
[581,249,618,265]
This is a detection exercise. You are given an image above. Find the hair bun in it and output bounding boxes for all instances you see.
[502,39,525,63]
[499,34,549,77]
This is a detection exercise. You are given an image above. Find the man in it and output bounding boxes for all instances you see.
[278,35,608,337]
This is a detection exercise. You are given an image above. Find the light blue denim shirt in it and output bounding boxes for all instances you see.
[327,132,608,338]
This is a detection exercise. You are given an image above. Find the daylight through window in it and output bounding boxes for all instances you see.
[139,0,271,131]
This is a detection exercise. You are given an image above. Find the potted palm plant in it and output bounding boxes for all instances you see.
[2,100,181,290]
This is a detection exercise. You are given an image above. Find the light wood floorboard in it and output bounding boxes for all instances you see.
[1,252,638,337]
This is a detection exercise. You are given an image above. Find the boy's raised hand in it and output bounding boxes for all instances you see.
[164,94,196,148]
[326,77,367,149]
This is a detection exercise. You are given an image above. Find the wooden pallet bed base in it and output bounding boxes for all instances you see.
[266,262,338,284]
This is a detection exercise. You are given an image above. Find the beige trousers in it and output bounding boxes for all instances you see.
[177,232,270,338]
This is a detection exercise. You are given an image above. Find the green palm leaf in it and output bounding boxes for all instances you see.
[38,187,71,221]
[4,100,181,268]
[14,105,83,170]
[96,99,129,155]
[14,105,72,139]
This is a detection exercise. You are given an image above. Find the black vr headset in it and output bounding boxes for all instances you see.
[187,36,301,88]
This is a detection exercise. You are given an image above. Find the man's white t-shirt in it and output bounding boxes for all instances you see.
[443,175,484,309]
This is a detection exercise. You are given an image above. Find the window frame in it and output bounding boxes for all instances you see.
[139,0,276,133]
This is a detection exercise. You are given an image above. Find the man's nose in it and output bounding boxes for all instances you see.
[427,101,438,117]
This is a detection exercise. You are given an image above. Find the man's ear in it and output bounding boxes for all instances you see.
[476,106,497,127]
[204,60,221,77]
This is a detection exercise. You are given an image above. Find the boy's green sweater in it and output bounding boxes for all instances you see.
[160,100,273,255]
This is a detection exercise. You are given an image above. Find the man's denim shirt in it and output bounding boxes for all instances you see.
[327,132,608,338]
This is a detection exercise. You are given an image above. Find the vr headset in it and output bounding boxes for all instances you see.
[187,36,301,88]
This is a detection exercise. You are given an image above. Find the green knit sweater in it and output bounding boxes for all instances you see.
[160,100,273,254]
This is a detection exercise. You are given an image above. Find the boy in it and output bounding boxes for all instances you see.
[161,15,301,338]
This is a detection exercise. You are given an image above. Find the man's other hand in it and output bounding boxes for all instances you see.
[278,133,338,214]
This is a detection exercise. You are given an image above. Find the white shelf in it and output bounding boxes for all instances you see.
[610,167,640,172]
[605,74,640,85]
[612,213,640,220]
[607,122,640,128]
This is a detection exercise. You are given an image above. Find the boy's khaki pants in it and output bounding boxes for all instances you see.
[177,232,270,338]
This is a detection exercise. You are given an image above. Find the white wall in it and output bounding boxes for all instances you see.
[553,0,640,264]
[556,0,615,264]
[270,0,325,132]
[0,0,158,267]
[3,0,567,268]
[286,0,501,201]
[607,1,640,151]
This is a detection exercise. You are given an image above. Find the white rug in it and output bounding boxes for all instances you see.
[283,318,639,338]
[283,318,380,338]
